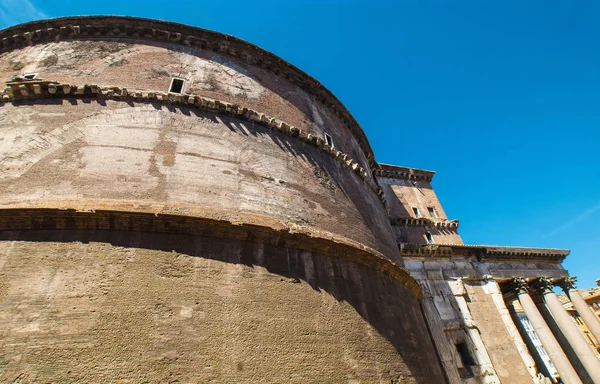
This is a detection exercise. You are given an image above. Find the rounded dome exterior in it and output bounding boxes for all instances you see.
[0,17,445,383]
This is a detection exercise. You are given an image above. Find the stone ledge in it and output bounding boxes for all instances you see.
[0,206,422,300]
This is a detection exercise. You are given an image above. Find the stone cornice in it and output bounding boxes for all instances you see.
[390,216,459,230]
[375,164,435,182]
[0,16,377,171]
[481,245,569,260]
[1,78,387,209]
[0,206,422,300]
[399,243,569,261]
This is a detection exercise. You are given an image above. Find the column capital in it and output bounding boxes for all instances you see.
[530,277,555,294]
[557,276,577,291]
[511,277,530,294]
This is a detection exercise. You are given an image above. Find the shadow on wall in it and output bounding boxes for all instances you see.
[0,229,446,383]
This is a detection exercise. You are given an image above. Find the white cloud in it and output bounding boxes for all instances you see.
[0,0,47,29]
[542,201,600,239]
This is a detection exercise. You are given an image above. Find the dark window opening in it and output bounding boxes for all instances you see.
[428,207,437,218]
[169,78,184,94]
[425,231,434,244]
[324,133,334,148]
[23,73,37,80]
[456,342,476,379]
[412,207,421,218]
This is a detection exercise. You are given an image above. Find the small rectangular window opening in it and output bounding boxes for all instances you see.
[428,207,437,218]
[412,207,421,218]
[23,73,37,80]
[425,231,434,244]
[169,78,184,94]
[456,342,475,378]
[324,133,334,148]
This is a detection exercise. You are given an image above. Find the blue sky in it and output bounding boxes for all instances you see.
[1,1,598,287]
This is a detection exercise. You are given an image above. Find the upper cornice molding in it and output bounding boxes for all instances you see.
[0,16,376,168]
[399,243,570,261]
[390,216,459,230]
[375,164,435,182]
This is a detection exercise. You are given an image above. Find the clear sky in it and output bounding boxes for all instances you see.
[1,0,598,287]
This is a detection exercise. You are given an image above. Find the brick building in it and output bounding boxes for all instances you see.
[0,16,599,383]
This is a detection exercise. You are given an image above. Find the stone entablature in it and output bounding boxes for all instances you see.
[400,243,569,262]
[376,163,435,182]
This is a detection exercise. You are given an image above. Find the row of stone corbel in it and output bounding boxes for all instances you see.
[398,243,453,256]
[1,79,390,209]
[390,216,460,229]
[375,169,434,182]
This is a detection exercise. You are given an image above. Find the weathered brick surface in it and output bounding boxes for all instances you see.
[0,38,372,177]
[0,16,377,169]
[0,208,421,297]
[0,231,444,383]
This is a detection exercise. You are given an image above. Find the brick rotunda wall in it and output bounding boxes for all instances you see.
[0,17,446,383]
[0,230,443,383]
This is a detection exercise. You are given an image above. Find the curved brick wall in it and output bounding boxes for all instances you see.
[0,17,445,383]
[0,230,444,383]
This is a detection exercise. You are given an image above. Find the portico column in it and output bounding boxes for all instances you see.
[534,277,600,383]
[512,278,582,384]
[559,276,600,344]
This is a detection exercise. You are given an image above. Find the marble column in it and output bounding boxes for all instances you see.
[512,278,582,384]
[534,277,600,383]
[559,277,600,344]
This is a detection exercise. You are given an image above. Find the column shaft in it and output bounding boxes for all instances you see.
[569,289,600,344]
[518,291,582,384]
[543,290,600,383]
